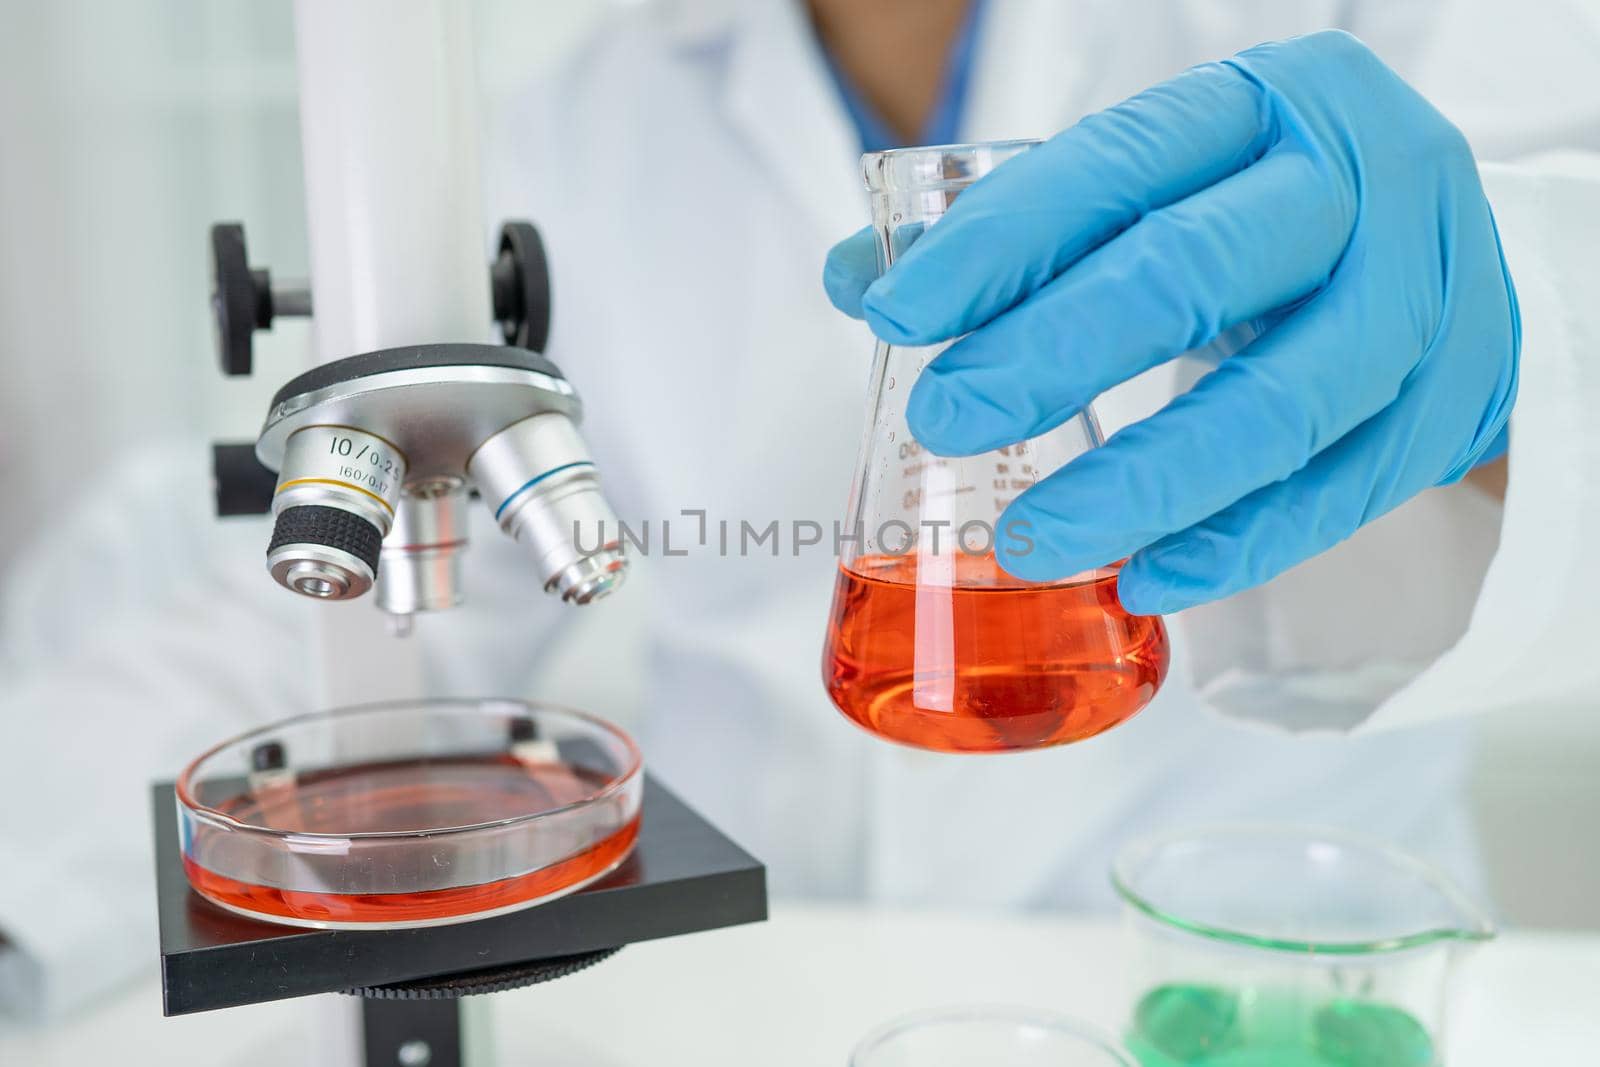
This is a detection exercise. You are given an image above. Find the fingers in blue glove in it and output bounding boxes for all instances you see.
[859,63,1269,347]
[823,226,878,319]
[906,149,1353,456]
[992,269,1425,582]
[1114,374,1453,614]
[826,30,1518,612]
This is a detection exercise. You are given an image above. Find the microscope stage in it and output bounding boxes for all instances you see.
[151,777,767,1015]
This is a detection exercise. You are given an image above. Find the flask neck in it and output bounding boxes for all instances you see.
[863,140,1040,269]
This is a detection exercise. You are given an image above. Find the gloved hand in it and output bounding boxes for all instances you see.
[823,30,1519,614]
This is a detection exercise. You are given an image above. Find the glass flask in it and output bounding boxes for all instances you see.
[852,1006,1136,1067]
[823,141,1170,753]
[176,699,642,929]
[1113,825,1496,1067]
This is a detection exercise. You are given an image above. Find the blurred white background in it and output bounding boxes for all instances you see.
[0,0,609,567]
[0,0,1594,930]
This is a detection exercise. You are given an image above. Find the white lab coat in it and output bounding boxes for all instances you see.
[3,0,1599,1021]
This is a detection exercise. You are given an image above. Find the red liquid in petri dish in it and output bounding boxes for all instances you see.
[183,754,638,926]
[823,553,1169,753]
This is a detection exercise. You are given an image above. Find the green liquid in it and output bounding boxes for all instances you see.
[1126,984,1437,1067]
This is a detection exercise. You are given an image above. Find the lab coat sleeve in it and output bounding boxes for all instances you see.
[0,442,312,1020]
[1180,157,1600,734]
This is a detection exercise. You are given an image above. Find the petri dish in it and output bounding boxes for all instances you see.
[852,1006,1136,1067]
[176,698,643,930]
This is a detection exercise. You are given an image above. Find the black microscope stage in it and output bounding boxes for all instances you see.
[151,776,767,1016]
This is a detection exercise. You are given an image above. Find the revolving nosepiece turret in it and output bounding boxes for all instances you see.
[243,343,626,621]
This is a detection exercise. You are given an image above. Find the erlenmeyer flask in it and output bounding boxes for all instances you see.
[822,141,1169,754]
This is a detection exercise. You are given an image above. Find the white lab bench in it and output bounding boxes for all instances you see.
[3,903,1597,1065]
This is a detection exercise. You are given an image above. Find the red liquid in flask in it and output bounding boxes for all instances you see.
[183,754,639,926]
[823,553,1169,753]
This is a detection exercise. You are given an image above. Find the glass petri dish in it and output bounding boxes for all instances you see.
[851,1006,1136,1067]
[176,698,643,930]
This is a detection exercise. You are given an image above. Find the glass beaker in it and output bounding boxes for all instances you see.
[852,1006,1137,1067]
[822,141,1170,753]
[1113,825,1496,1067]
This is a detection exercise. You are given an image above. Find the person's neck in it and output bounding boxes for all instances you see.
[808,0,973,143]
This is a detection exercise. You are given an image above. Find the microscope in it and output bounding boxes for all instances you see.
[209,0,625,637]
[150,5,766,1065]
[210,218,626,631]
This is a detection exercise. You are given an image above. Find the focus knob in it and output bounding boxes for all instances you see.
[209,222,313,377]
[210,222,260,377]
[491,221,552,353]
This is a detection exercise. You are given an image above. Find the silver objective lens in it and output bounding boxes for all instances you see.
[375,476,469,631]
[467,413,627,604]
[266,426,407,600]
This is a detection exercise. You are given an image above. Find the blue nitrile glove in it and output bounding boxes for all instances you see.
[823,31,1519,615]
